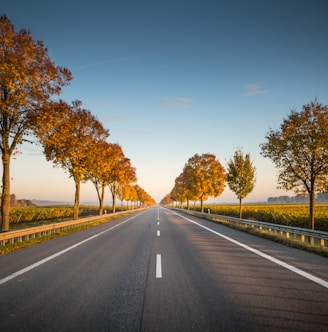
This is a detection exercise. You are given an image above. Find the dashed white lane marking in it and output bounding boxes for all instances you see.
[156,254,162,278]
[157,230,160,237]
[0,213,143,286]
[171,210,328,289]
[157,222,160,226]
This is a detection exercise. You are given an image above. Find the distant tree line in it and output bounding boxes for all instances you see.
[0,16,155,231]
[268,193,328,204]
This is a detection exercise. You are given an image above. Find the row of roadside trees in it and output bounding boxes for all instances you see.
[162,150,256,218]
[162,100,328,230]
[0,16,154,232]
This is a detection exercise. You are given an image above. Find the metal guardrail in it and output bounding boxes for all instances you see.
[0,209,142,247]
[174,208,328,248]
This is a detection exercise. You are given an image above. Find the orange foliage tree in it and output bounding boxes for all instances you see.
[34,100,109,219]
[0,16,71,231]
[175,153,226,212]
[107,149,136,213]
[84,142,129,215]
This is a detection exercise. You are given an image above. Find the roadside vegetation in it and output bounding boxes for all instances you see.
[192,203,328,232]
[7,205,136,229]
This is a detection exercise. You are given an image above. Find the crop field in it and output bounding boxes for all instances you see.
[7,205,130,229]
[191,203,328,231]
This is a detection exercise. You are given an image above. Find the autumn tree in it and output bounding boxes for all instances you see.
[185,153,226,212]
[260,100,328,230]
[34,100,109,219]
[171,168,199,209]
[126,184,138,209]
[0,16,72,231]
[84,142,122,215]
[160,193,173,206]
[107,148,136,213]
[137,185,156,206]
[226,149,256,218]
[170,175,187,208]
[118,183,137,209]
[181,165,202,209]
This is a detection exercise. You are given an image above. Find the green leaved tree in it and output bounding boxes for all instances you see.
[226,149,256,218]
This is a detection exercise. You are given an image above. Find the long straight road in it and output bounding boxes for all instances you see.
[0,207,327,331]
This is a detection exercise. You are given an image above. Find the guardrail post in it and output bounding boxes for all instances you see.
[301,235,305,243]
[286,232,290,239]
[320,239,325,248]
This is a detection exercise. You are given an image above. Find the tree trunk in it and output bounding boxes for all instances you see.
[200,196,204,213]
[1,152,11,232]
[73,180,80,220]
[112,191,116,213]
[309,181,315,230]
[99,184,106,215]
[239,198,243,219]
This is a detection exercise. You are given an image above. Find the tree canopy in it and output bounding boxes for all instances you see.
[34,100,109,219]
[260,100,328,229]
[169,153,226,212]
[226,149,256,218]
[0,16,72,231]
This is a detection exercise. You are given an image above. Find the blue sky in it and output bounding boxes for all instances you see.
[2,1,328,203]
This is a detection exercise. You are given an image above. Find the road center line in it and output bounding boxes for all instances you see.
[0,213,143,286]
[156,254,162,278]
[157,230,160,237]
[171,210,328,289]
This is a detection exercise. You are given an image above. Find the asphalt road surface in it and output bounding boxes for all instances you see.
[0,207,327,331]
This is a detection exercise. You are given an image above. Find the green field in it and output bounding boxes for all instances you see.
[7,205,130,229]
[190,203,328,231]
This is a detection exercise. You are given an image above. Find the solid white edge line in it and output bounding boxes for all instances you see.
[156,254,162,278]
[0,212,144,286]
[171,210,328,289]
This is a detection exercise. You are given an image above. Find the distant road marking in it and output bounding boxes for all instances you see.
[157,222,160,226]
[156,254,162,278]
[0,213,144,286]
[171,210,328,289]
[157,230,160,237]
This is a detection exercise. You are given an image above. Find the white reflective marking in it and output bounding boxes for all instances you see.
[156,254,162,278]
